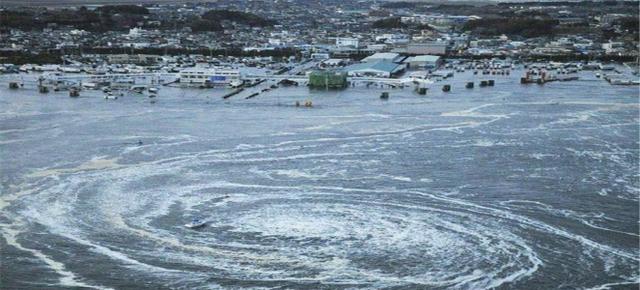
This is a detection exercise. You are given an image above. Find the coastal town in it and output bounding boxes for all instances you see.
[0,0,639,82]
[1,1,638,96]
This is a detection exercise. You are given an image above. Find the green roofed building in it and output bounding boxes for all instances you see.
[308,71,348,89]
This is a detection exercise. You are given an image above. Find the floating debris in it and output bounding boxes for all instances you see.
[222,88,244,99]
[69,88,80,97]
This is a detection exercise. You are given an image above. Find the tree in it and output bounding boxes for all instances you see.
[372,17,407,29]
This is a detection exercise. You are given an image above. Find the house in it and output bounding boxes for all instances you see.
[405,55,442,69]
[343,60,406,78]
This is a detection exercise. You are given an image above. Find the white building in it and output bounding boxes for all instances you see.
[128,27,146,37]
[375,33,410,44]
[179,68,242,87]
[602,41,624,54]
[336,37,360,48]
[268,38,281,46]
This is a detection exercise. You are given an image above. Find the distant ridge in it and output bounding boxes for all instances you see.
[2,0,637,7]
[1,0,180,7]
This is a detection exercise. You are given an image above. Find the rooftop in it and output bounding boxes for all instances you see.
[344,60,404,73]
[362,52,401,62]
[406,55,441,62]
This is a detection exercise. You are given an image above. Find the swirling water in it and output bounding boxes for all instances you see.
[0,70,638,289]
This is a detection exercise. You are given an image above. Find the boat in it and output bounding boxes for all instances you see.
[130,85,147,94]
[184,218,206,229]
[104,93,118,100]
[230,79,244,88]
[148,87,159,94]
[82,82,99,90]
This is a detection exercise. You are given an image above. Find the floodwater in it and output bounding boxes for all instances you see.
[0,69,638,289]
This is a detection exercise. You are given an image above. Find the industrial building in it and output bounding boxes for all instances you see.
[404,55,442,69]
[343,60,407,78]
[362,52,405,63]
[406,42,448,55]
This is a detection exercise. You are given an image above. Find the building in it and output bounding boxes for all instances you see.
[321,58,348,67]
[128,27,147,37]
[407,42,448,55]
[106,54,161,65]
[362,52,404,63]
[308,71,348,89]
[343,60,406,78]
[404,55,442,69]
[311,53,330,60]
[600,14,629,26]
[179,68,242,87]
[375,33,410,45]
[336,37,360,48]
[602,41,625,54]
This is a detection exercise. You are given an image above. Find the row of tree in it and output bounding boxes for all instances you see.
[0,6,276,33]
[190,10,277,32]
[463,18,560,38]
[0,5,148,32]
[372,17,434,31]
[497,1,639,7]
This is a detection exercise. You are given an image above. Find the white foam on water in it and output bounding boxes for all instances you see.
[376,174,412,182]
[27,156,122,178]
[586,280,640,290]
[529,153,556,160]
[0,222,112,290]
[270,169,328,180]
[3,94,636,288]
